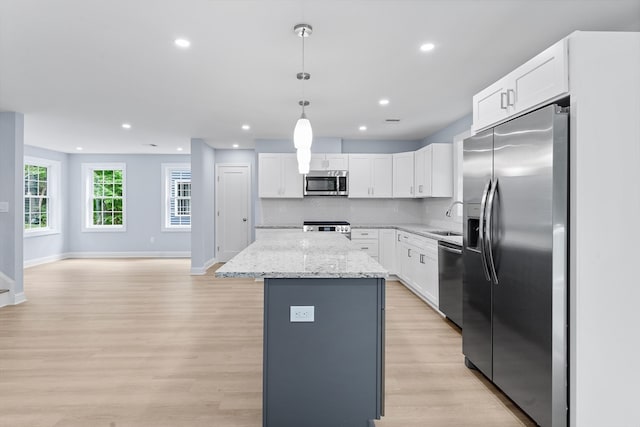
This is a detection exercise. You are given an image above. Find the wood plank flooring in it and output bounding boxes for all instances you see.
[0,259,535,427]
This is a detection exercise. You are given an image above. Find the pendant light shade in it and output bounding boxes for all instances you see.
[297,148,311,174]
[294,113,313,150]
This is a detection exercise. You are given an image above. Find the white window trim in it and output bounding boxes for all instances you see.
[24,156,61,238]
[161,163,191,232]
[81,162,127,232]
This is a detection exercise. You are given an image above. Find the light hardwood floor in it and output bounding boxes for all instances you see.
[0,259,535,427]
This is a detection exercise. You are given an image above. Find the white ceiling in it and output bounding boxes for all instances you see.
[1,0,639,154]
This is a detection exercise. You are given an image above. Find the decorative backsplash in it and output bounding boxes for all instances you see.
[257,198,425,225]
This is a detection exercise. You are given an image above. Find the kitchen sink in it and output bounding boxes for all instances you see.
[427,230,462,237]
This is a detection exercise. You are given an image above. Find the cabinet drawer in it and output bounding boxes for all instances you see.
[352,229,379,239]
[352,239,379,258]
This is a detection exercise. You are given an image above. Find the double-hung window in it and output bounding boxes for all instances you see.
[24,157,60,235]
[162,164,191,230]
[82,163,126,231]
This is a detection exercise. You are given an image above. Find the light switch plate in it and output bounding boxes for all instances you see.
[290,305,315,322]
[0,202,8,213]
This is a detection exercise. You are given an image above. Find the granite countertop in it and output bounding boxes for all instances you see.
[255,223,463,246]
[215,231,388,279]
[352,224,463,246]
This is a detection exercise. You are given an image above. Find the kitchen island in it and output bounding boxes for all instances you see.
[216,232,388,427]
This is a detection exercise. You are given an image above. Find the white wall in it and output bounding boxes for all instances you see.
[23,145,69,266]
[0,112,24,304]
[569,31,640,427]
[66,153,191,256]
[190,139,216,274]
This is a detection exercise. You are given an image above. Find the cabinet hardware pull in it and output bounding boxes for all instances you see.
[419,184,423,193]
[410,186,414,194]
[500,92,508,110]
[507,89,515,107]
[361,247,369,250]
[408,248,412,257]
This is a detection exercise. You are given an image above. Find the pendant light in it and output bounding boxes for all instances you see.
[293,23,313,173]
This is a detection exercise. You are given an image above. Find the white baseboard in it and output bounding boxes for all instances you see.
[25,251,191,268]
[13,292,26,305]
[190,257,217,275]
[24,253,68,268]
[65,251,191,259]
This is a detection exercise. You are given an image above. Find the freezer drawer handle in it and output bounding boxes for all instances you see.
[479,179,492,281]
[486,178,499,284]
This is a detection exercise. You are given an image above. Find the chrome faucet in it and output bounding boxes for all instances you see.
[445,200,463,217]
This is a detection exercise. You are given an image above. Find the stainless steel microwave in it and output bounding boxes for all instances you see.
[303,170,348,196]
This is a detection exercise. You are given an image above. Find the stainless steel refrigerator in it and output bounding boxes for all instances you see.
[462,104,568,427]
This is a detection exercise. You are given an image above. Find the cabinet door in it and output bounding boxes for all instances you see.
[393,152,415,198]
[309,154,326,171]
[418,245,439,307]
[348,155,373,198]
[379,229,397,274]
[370,155,393,198]
[280,154,303,198]
[512,38,568,115]
[430,144,453,197]
[398,241,412,283]
[259,154,284,198]
[325,154,348,170]
[473,77,511,132]
[414,148,427,198]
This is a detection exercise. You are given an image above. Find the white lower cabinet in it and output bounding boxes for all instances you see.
[378,229,397,274]
[396,231,439,308]
[351,229,380,261]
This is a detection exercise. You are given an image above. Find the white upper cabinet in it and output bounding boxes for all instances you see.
[348,154,392,198]
[258,153,303,198]
[310,153,349,171]
[414,143,453,198]
[392,152,415,198]
[473,38,569,132]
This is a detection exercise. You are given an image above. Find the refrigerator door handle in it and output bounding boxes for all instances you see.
[486,178,499,284]
[478,179,492,281]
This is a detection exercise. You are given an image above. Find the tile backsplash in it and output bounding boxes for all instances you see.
[257,197,463,232]
[257,198,424,225]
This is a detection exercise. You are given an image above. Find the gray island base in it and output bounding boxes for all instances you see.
[216,232,388,427]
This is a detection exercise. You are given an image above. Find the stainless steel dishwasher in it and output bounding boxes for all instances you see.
[438,241,463,328]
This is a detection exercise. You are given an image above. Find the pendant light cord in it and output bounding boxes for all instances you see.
[301,28,306,114]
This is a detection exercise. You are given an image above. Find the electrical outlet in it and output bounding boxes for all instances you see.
[290,306,315,323]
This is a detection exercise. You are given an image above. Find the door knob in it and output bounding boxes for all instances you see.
[242,218,247,222]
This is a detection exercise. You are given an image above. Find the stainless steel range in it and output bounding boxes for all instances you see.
[303,221,351,240]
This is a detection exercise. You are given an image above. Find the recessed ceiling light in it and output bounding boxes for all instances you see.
[177,147,183,152]
[232,144,239,148]
[174,38,191,48]
[241,124,250,131]
[75,147,83,151]
[359,125,367,131]
[420,43,435,52]
[121,123,131,129]
[378,99,390,106]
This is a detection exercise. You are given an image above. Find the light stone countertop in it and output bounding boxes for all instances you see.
[255,223,463,246]
[215,231,388,279]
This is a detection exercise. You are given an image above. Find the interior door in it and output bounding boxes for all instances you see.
[216,164,250,262]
